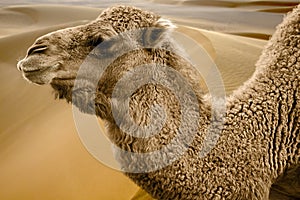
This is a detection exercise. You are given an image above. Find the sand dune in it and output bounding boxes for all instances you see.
[0,2,290,200]
[151,0,299,8]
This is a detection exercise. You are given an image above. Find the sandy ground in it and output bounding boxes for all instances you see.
[0,1,293,200]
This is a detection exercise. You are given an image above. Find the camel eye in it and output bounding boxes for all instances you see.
[87,36,104,47]
[27,45,48,56]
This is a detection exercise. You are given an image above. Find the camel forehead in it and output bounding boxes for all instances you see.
[36,27,86,47]
[54,28,81,39]
[35,31,65,45]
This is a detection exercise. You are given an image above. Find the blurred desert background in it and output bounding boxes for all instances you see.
[0,0,298,199]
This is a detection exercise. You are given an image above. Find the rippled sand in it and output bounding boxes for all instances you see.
[0,1,294,199]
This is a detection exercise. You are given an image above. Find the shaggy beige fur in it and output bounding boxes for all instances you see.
[17,5,299,200]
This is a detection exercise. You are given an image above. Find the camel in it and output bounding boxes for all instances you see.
[17,5,299,200]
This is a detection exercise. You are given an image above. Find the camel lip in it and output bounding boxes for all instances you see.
[52,77,76,80]
[22,63,61,76]
[22,67,51,77]
[22,68,43,73]
[22,63,60,74]
[51,77,76,86]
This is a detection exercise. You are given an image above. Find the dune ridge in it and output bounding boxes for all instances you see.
[151,0,299,9]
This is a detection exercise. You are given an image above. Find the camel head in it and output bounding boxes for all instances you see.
[17,6,176,103]
[16,5,212,171]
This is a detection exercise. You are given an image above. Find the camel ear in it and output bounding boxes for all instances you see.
[140,18,176,47]
[154,18,177,30]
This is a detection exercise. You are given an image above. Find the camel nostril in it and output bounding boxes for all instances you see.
[27,44,48,56]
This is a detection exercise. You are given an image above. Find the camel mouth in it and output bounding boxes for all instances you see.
[21,63,60,75]
[22,68,44,73]
[19,63,62,85]
[53,77,76,80]
[22,66,51,76]
[22,66,51,79]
